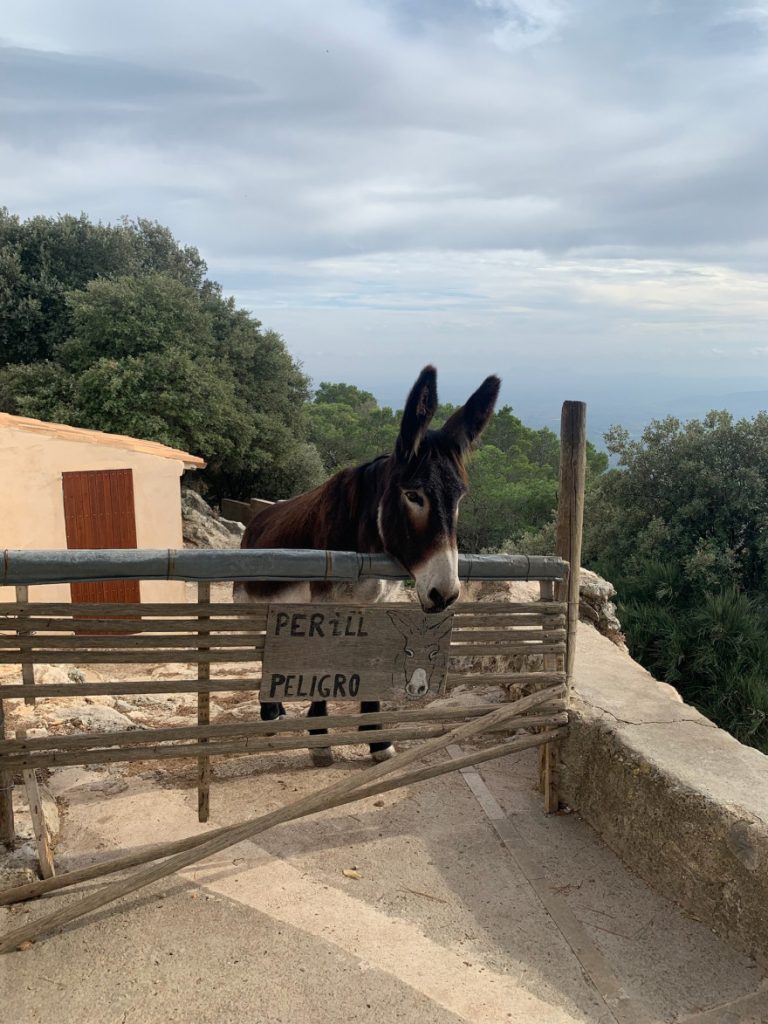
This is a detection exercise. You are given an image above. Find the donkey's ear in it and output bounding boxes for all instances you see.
[441,375,500,453]
[387,610,412,638]
[396,365,438,461]
[426,613,454,641]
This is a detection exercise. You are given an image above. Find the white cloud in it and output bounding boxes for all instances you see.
[2,0,768,422]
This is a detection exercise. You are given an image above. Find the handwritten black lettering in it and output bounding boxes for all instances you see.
[290,614,307,637]
[269,673,286,698]
[309,613,325,637]
[275,613,290,636]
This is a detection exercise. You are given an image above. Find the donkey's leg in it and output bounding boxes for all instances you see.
[359,700,396,761]
[307,700,333,767]
[260,701,286,722]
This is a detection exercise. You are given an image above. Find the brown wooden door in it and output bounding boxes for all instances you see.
[62,469,141,604]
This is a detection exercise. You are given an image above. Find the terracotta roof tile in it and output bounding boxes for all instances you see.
[0,412,206,469]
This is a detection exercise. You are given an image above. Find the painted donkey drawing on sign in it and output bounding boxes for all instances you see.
[236,365,500,764]
[388,610,454,699]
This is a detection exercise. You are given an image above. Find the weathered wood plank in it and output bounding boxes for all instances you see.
[0,634,266,650]
[197,583,211,823]
[0,693,566,954]
[0,708,566,754]
[21,768,55,878]
[0,650,261,665]
[448,642,566,658]
[0,727,567,912]
[0,679,260,698]
[453,602,566,615]
[446,671,565,690]
[15,586,36,707]
[450,629,566,643]
[1,625,564,646]
[0,668,565,700]
[0,717,568,770]
[451,615,565,628]
[0,618,267,633]
[0,686,565,774]
[556,401,586,685]
[0,602,255,616]
[261,604,454,703]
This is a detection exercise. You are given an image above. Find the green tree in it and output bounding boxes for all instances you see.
[584,411,768,750]
[0,212,321,502]
[307,385,399,473]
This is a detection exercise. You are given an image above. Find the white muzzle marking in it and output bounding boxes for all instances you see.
[414,542,459,611]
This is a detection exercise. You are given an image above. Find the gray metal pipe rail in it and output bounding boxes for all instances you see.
[0,549,568,586]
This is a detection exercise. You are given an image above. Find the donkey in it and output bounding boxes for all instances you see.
[235,364,500,764]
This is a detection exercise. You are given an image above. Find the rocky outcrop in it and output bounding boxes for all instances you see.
[182,489,244,549]
[463,569,625,649]
[578,569,626,650]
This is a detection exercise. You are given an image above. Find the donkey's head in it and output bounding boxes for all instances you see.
[378,365,500,613]
[388,610,453,699]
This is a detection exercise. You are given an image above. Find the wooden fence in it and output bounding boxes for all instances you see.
[0,402,585,941]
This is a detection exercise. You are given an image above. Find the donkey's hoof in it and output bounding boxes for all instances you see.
[311,747,334,767]
[371,744,396,763]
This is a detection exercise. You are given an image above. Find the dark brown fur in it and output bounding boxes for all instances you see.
[238,366,500,755]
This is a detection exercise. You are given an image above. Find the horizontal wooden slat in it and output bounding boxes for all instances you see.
[448,642,566,658]
[1,599,567,616]
[451,629,566,643]
[446,672,566,689]
[0,715,569,770]
[0,650,261,665]
[0,671,565,700]
[0,634,266,651]
[0,678,260,698]
[453,602,566,615]
[0,618,268,634]
[452,615,565,629]
[1,629,564,648]
[0,709,568,755]
[0,603,256,616]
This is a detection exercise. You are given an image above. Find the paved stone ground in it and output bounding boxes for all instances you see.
[3,739,768,1024]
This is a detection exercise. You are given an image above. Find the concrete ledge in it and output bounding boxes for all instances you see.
[561,626,768,964]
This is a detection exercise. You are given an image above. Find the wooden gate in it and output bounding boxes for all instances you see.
[0,401,586,952]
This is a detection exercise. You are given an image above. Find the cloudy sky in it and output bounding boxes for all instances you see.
[3,1,768,436]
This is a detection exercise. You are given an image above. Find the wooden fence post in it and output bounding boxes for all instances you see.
[197,582,211,823]
[16,585,36,706]
[0,697,13,848]
[16,731,55,879]
[540,401,587,812]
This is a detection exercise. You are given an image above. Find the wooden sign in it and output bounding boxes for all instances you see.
[260,604,454,703]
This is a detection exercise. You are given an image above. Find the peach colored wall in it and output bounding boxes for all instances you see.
[0,425,189,603]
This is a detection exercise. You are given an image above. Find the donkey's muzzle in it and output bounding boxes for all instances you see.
[425,587,459,613]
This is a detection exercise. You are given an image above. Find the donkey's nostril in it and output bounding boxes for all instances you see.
[428,588,458,611]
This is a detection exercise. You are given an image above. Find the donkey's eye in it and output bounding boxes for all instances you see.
[404,491,424,507]
[428,649,439,661]
[405,647,414,657]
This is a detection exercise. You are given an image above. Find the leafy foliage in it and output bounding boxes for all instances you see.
[307,389,607,552]
[0,211,322,500]
[585,412,768,750]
